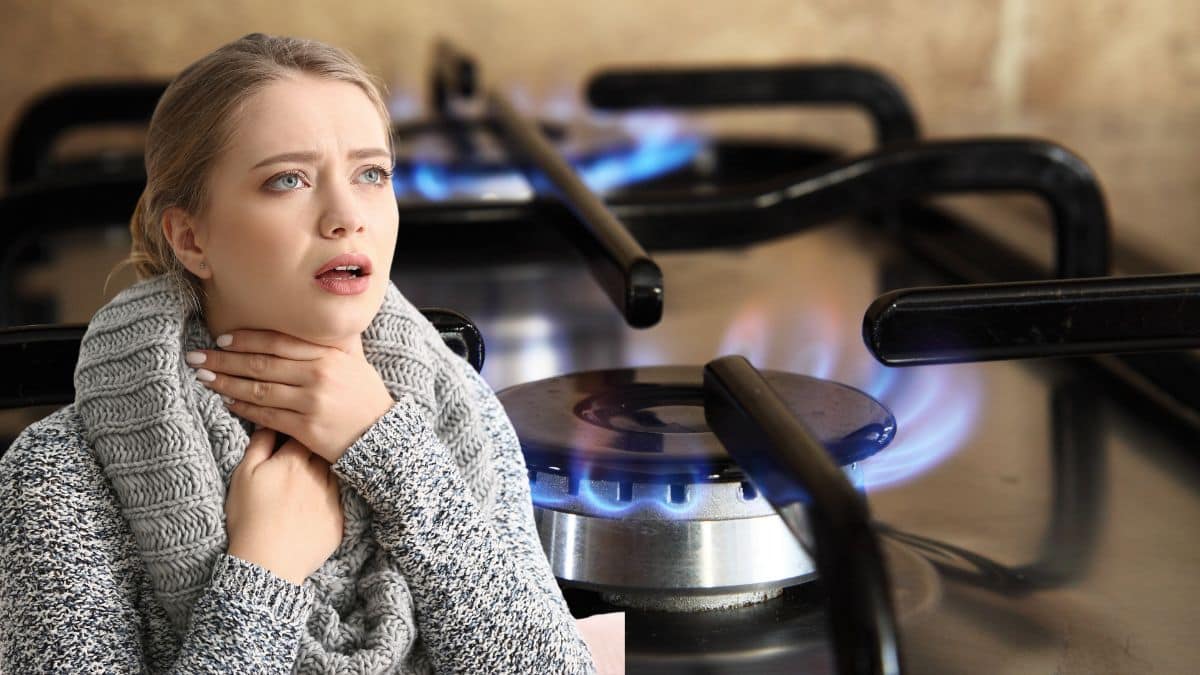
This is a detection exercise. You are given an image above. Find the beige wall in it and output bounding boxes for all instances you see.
[3,0,1198,268]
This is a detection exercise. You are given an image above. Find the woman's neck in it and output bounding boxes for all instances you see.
[202,301,364,355]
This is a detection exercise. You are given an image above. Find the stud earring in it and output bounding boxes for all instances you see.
[199,262,207,269]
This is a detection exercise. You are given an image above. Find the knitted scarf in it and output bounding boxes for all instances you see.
[73,274,497,673]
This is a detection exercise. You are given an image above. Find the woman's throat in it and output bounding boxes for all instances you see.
[200,296,368,357]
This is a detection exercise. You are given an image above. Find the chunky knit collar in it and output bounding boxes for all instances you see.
[73,274,462,672]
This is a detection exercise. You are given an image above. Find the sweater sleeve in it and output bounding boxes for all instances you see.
[0,410,315,674]
[331,364,598,675]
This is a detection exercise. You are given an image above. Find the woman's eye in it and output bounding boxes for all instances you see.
[266,172,307,191]
[357,165,391,185]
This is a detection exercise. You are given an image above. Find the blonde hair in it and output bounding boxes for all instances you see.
[110,33,392,314]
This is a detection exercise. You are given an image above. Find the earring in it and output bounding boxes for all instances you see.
[199,262,207,269]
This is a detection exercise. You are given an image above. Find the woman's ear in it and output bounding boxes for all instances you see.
[162,207,211,279]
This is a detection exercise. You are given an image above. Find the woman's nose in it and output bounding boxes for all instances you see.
[318,188,366,238]
[319,214,364,238]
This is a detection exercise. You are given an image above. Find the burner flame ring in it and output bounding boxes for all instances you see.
[500,366,892,611]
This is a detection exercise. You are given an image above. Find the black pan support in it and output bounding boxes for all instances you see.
[486,91,664,327]
[413,307,486,373]
[587,63,919,146]
[854,177,1200,441]
[0,324,85,409]
[430,39,479,116]
[5,81,168,188]
[612,138,1110,279]
[880,376,1105,593]
[0,177,143,326]
[428,40,484,161]
[703,355,902,675]
[429,38,665,328]
[864,273,1200,365]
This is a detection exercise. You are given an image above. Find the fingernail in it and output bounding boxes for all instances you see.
[222,395,235,405]
[184,351,206,365]
[195,368,216,383]
[216,334,233,348]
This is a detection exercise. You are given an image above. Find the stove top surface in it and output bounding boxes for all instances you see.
[393,218,1200,674]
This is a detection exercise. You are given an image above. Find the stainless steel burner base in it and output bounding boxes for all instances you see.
[601,586,789,612]
[534,504,816,604]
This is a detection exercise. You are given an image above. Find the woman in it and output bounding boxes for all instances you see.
[0,33,600,673]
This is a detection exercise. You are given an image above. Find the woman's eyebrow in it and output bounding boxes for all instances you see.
[348,148,391,161]
[251,148,391,169]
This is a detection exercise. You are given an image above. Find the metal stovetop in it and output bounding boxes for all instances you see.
[392,214,1200,674]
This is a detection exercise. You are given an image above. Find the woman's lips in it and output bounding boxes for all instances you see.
[314,273,370,296]
[314,252,373,277]
[313,253,372,296]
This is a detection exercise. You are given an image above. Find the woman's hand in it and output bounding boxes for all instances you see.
[185,329,394,464]
[225,428,344,585]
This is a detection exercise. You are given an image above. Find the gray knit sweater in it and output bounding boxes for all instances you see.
[0,276,596,674]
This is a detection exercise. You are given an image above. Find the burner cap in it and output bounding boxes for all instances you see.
[498,366,895,483]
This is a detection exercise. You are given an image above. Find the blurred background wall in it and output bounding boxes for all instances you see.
[3,0,1198,268]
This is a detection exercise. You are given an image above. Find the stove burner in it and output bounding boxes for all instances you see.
[502,365,896,483]
[497,366,896,611]
[577,385,710,436]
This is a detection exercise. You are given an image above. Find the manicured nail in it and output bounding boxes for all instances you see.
[184,351,206,365]
[195,368,216,383]
[216,334,233,348]
[222,395,235,405]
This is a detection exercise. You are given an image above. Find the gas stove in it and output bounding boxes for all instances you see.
[3,38,1199,675]
[348,41,1200,675]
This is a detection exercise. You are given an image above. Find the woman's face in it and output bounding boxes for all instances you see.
[192,74,398,346]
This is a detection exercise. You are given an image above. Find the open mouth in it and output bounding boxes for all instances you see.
[316,265,368,279]
[314,253,374,280]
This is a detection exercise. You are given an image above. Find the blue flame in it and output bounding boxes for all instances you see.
[785,314,841,380]
[854,362,982,490]
[527,298,983,514]
[712,297,983,492]
[566,419,709,518]
[524,297,890,515]
[576,136,703,193]
[719,299,842,380]
[717,300,772,364]
[392,107,703,201]
[579,113,703,193]
[412,163,452,200]
[529,463,718,519]
[578,474,707,519]
[863,363,901,400]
